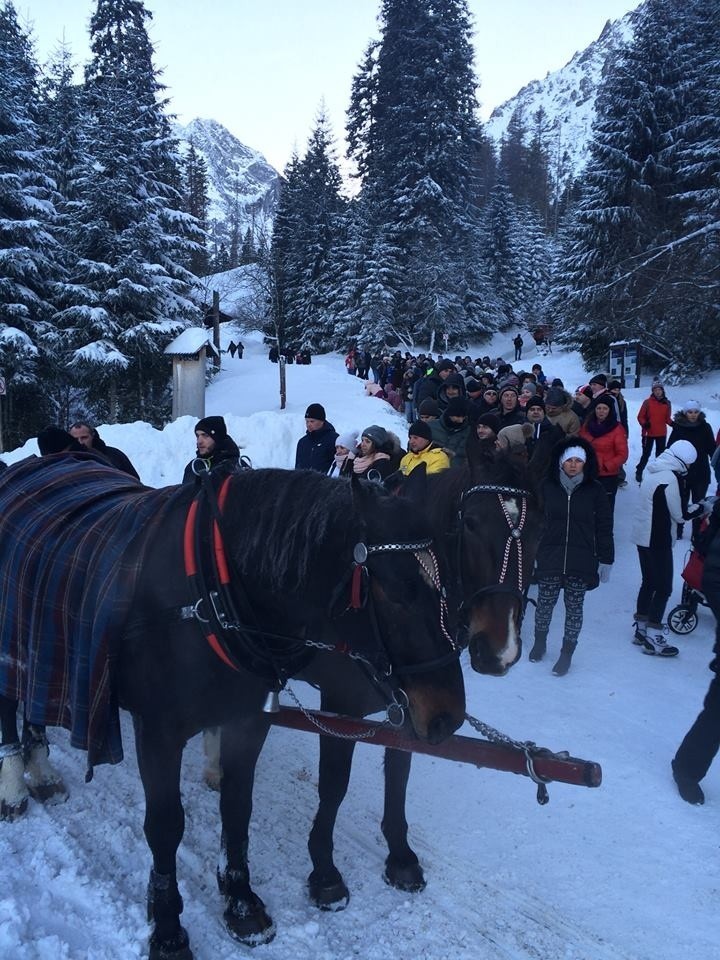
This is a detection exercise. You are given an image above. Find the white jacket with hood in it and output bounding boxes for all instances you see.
[631,442,698,547]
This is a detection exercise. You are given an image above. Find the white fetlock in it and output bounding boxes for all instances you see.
[24,743,68,805]
[0,748,30,821]
[203,727,223,792]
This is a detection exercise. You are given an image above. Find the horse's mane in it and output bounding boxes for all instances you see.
[224,469,380,593]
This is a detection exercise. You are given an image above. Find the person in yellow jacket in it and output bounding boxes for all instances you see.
[399,421,451,475]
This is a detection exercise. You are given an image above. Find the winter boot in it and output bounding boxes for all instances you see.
[635,466,643,484]
[633,617,648,646]
[529,633,547,662]
[642,625,679,657]
[671,758,704,805]
[552,641,576,677]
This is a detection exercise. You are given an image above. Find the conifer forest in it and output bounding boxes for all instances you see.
[0,0,718,446]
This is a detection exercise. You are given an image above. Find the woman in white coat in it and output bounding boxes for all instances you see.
[631,439,704,656]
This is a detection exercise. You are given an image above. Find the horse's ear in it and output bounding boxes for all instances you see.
[399,462,427,504]
[383,469,404,496]
[349,470,375,511]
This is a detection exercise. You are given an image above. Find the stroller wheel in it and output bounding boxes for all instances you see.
[668,605,698,635]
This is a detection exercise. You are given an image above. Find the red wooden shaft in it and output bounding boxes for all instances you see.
[271,707,602,788]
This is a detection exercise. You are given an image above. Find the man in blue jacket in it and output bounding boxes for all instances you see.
[294,403,338,473]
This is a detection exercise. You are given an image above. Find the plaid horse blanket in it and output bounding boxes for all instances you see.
[0,453,183,767]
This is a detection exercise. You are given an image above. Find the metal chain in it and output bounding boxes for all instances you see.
[464,710,569,805]
[367,539,433,555]
[284,683,389,740]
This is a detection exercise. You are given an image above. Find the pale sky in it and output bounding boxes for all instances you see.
[18,0,643,172]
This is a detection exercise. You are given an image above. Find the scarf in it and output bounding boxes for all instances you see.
[353,451,390,474]
[559,470,584,496]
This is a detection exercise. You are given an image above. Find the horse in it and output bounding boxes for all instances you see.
[204,448,546,938]
[0,455,466,959]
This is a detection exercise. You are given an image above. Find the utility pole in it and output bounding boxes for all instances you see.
[212,290,220,371]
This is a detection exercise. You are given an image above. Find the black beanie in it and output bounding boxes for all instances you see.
[445,397,469,417]
[609,379,622,391]
[436,359,456,374]
[589,373,608,387]
[526,395,545,411]
[476,413,501,435]
[37,426,83,455]
[418,398,440,417]
[408,420,432,441]
[195,415,227,440]
[545,387,566,406]
[304,403,326,421]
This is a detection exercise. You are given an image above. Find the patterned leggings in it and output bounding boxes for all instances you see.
[535,576,587,645]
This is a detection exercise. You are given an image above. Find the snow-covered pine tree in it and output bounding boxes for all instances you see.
[554,0,712,371]
[345,0,495,349]
[0,2,64,445]
[73,0,202,424]
[182,142,210,275]
[267,152,305,354]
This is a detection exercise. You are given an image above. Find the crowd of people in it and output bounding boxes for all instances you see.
[4,344,720,807]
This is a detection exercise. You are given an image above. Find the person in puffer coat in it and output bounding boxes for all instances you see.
[672,498,720,805]
[668,400,716,538]
[578,398,628,525]
[636,380,673,482]
[294,403,338,473]
[529,436,614,677]
[630,440,704,656]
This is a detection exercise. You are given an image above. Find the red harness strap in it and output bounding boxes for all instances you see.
[183,476,239,671]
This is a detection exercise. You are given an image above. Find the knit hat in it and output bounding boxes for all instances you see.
[418,398,440,417]
[37,426,83,455]
[669,439,698,472]
[608,379,622,391]
[545,387,566,406]
[682,399,702,413]
[444,372,465,389]
[476,413,501,435]
[498,383,519,398]
[526,395,545,411]
[589,373,608,387]
[445,397,469,418]
[652,379,664,390]
[195,415,227,439]
[304,403,326,421]
[465,378,483,394]
[336,430,359,451]
[560,445,587,466]
[408,420,432,441]
[436,359,456,374]
[361,424,389,448]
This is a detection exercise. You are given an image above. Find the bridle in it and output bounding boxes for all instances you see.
[179,472,460,722]
[456,483,532,614]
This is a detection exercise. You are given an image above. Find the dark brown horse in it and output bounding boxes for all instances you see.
[204,450,545,940]
[0,457,465,959]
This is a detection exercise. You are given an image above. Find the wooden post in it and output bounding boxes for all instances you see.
[212,291,221,371]
[279,355,286,410]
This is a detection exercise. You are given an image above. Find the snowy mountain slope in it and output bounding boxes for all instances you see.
[484,11,638,190]
[175,118,280,242]
[2,331,720,959]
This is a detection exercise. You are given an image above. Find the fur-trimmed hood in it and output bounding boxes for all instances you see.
[548,434,599,485]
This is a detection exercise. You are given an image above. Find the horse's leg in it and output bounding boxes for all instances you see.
[382,748,426,892]
[133,715,192,960]
[217,713,276,946]
[307,733,355,910]
[0,695,28,821]
[202,727,222,791]
[21,718,68,805]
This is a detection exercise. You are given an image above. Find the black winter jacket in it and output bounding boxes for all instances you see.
[535,436,614,589]
[182,435,241,486]
[294,420,338,473]
[668,413,716,494]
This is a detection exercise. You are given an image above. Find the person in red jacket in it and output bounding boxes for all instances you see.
[579,398,628,525]
[635,380,673,483]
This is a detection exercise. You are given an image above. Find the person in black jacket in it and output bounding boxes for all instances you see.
[530,436,614,676]
[294,403,338,473]
[70,421,140,479]
[672,497,720,804]
[182,415,241,486]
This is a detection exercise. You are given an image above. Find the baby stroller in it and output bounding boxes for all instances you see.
[667,544,710,634]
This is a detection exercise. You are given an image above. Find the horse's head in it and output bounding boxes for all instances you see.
[456,452,544,676]
[349,475,466,744]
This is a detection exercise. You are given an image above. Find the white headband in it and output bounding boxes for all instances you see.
[560,446,587,465]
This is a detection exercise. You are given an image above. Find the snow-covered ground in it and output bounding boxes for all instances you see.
[2,330,719,960]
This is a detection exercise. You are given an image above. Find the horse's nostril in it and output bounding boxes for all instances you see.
[426,711,460,744]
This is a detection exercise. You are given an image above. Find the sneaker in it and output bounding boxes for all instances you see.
[632,620,647,645]
[642,628,679,657]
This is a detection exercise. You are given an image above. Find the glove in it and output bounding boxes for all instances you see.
[598,563,612,583]
[686,502,705,519]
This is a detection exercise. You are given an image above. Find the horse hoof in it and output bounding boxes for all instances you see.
[224,896,276,947]
[0,794,29,822]
[148,926,193,960]
[384,859,426,893]
[308,873,350,912]
[27,778,68,805]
